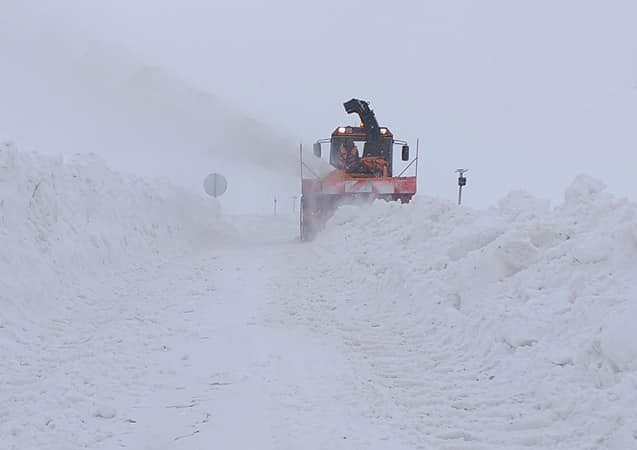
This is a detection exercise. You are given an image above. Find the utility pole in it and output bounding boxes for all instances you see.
[273,197,278,215]
[456,169,468,205]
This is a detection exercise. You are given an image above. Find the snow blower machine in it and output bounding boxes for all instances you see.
[300,98,418,240]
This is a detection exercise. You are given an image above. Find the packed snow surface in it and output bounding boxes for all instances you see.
[2,141,637,449]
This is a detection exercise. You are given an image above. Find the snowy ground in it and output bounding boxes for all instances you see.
[2,230,407,450]
[2,143,637,449]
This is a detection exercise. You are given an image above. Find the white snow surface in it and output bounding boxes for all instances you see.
[0,140,226,299]
[297,177,637,449]
[2,142,637,449]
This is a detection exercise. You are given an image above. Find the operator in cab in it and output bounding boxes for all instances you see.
[338,140,360,172]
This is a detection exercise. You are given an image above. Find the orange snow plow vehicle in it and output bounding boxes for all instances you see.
[300,99,418,240]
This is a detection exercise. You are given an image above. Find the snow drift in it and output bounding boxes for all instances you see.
[0,140,228,327]
[287,176,637,449]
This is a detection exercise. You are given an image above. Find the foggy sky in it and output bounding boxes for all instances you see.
[4,0,637,208]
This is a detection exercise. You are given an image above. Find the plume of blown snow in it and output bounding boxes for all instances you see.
[0,7,300,213]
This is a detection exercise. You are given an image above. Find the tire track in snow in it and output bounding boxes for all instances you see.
[2,215,414,450]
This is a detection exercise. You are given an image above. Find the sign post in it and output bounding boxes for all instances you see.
[456,169,468,205]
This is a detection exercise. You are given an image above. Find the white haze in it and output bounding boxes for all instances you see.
[1,3,303,214]
[2,0,637,208]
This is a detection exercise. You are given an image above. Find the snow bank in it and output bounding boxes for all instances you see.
[0,141,237,449]
[291,176,637,449]
[0,140,228,325]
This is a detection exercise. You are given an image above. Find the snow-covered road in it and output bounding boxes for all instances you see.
[3,212,411,450]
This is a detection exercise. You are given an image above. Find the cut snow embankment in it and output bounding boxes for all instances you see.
[0,140,228,303]
[286,175,637,449]
[0,141,231,444]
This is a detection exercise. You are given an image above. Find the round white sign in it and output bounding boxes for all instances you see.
[203,173,228,198]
